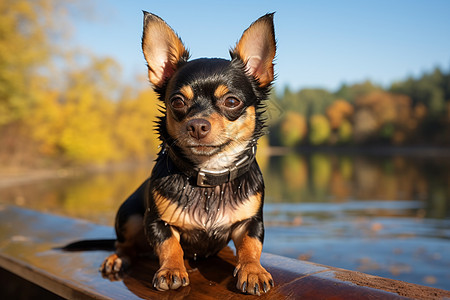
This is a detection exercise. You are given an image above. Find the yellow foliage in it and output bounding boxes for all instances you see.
[0,0,73,125]
[338,119,353,143]
[309,115,331,145]
[255,135,269,172]
[114,89,162,159]
[27,57,162,164]
[59,102,118,163]
[28,88,62,156]
[279,111,307,147]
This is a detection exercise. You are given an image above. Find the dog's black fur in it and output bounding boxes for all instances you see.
[97,12,277,295]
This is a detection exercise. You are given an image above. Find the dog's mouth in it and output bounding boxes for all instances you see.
[186,141,231,156]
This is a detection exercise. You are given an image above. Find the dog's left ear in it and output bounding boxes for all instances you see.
[142,12,189,88]
[232,13,276,87]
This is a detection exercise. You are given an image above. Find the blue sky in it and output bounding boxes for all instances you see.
[71,0,450,91]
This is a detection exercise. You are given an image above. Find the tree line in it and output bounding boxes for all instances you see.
[268,68,450,147]
[1,1,449,168]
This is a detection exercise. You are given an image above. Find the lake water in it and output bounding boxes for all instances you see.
[1,151,449,290]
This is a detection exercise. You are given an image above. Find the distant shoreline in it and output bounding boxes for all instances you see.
[0,159,154,189]
[1,146,448,188]
[267,145,450,157]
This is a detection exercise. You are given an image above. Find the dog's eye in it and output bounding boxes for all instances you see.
[223,97,242,109]
[171,97,186,109]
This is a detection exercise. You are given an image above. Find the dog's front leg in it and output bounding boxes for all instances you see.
[232,218,274,296]
[153,231,189,291]
[145,215,189,291]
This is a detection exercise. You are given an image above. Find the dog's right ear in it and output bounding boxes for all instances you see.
[232,13,276,88]
[142,12,189,88]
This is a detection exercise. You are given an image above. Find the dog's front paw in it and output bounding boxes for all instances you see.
[100,253,129,281]
[153,267,190,291]
[234,262,274,296]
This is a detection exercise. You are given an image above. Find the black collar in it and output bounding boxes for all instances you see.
[163,144,256,187]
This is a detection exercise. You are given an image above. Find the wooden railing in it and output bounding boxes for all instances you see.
[0,205,449,299]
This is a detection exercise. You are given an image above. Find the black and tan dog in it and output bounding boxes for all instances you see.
[101,11,276,295]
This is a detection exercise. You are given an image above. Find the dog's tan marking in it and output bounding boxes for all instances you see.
[232,231,273,295]
[154,232,189,290]
[211,106,255,142]
[153,191,184,226]
[220,106,255,150]
[180,85,194,100]
[230,192,261,223]
[214,84,229,99]
[156,234,184,266]
[153,190,261,230]
[237,106,256,142]
[235,235,262,263]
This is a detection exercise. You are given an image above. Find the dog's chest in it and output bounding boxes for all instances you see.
[153,185,260,231]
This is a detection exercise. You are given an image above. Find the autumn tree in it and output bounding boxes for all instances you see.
[353,91,414,144]
[326,99,354,144]
[0,0,75,125]
[0,1,163,166]
[30,57,162,164]
[278,111,307,147]
[114,88,162,160]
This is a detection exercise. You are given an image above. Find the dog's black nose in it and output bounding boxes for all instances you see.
[187,119,211,140]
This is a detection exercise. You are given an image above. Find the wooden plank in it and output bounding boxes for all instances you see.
[0,254,110,300]
[0,205,449,299]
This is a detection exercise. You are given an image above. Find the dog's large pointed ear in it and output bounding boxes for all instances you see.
[142,12,189,88]
[232,13,276,88]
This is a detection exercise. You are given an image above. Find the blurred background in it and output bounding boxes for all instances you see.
[1,0,449,291]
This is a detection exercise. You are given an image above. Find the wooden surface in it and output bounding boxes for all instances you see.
[0,205,449,299]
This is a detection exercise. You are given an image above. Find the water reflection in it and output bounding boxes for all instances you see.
[0,164,153,225]
[0,153,448,223]
[260,152,450,290]
[0,153,448,222]
[264,153,449,219]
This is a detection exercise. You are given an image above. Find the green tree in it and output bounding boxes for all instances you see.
[391,67,447,118]
[279,87,333,117]
[335,80,382,103]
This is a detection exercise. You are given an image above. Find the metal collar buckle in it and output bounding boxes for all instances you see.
[196,171,212,187]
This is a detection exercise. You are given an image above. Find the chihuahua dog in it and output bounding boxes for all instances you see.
[100,11,276,296]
